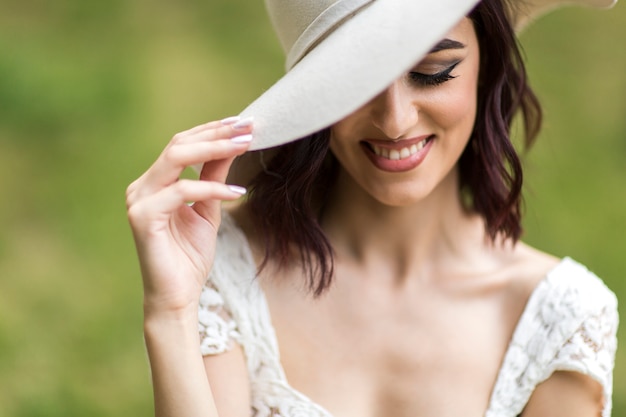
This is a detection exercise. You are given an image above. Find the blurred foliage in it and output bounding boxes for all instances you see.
[0,0,624,415]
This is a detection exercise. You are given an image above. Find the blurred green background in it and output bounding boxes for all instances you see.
[0,0,624,415]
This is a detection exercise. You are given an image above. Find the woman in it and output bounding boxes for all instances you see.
[126,0,618,416]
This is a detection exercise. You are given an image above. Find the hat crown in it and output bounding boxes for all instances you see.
[265,0,338,54]
[265,0,373,69]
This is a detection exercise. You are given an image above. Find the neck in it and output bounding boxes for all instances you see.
[322,166,490,282]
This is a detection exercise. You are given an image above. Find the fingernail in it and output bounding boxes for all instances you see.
[221,116,240,125]
[231,134,252,144]
[232,116,254,129]
[227,185,247,195]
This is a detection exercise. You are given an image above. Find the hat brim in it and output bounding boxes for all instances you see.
[240,0,480,151]
[237,0,617,151]
[513,0,616,30]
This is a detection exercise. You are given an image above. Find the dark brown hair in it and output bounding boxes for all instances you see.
[245,0,541,295]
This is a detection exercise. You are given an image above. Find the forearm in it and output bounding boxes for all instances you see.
[144,308,218,417]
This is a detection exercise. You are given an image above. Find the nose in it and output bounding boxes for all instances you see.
[369,80,419,140]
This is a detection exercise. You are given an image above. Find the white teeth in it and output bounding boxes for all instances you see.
[371,138,429,160]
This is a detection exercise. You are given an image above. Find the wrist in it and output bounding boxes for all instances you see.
[143,310,200,353]
[143,301,199,329]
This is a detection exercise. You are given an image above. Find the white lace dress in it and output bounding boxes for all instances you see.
[198,213,619,417]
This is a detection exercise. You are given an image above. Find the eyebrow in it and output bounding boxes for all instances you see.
[429,39,466,53]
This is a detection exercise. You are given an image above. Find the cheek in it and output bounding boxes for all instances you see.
[331,108,366,142]
[329,111,366,158]
[328,130,356,173]
[428,77,478,135]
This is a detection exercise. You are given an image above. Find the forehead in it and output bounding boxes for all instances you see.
[439,17,477,47]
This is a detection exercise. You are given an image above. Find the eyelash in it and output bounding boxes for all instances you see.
[409,62,460,87]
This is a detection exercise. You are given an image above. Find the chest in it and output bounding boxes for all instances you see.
[262,275,519,417]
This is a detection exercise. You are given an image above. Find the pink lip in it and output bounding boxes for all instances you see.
[361,135,435,172]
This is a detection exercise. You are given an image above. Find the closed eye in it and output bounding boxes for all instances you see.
[409,61,460,87]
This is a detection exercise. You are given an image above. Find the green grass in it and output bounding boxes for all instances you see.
[0,0,624,415]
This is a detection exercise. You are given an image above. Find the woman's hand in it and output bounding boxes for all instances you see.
[126,116,253,317]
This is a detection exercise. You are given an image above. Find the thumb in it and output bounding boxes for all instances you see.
[194,157,246,222]
[191,181,247,227]
[199,156,234,184]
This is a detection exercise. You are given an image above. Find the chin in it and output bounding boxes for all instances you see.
[365,183,435,208]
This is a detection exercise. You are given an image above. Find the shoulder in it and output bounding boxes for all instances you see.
[504,244,617,325]
[541,257,618,373]
[198,208,260,353]
[487,253,618,416]
[515,259,618,417]
[540,257,618,325]
[522,257,617,408]
[513,255,618,358]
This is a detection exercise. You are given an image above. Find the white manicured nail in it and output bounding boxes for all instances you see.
[221,116,240,125]
[231,134,252,144]
[227,185,247,195]
[232,116,254,129]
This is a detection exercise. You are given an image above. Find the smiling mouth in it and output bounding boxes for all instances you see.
[367,136,434,161]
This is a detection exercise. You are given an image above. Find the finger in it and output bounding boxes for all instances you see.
[175,120,223,137]
[192,183,247,222]
[170,117,254,147]
[153,118,252,183]
[128,179,246,230]
[127,117,254,206]
[163,137,252,173]
[194,119,255,183]
[177,115,242,137]
[141,136,252,197]
[199,153,238,184]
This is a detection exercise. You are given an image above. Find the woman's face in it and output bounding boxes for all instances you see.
[329,18,480,206]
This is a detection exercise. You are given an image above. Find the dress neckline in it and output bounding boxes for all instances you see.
[221,211,573,417]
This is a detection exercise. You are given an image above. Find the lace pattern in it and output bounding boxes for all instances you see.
[200,212,618,417]
[485,258,618,417]
[198,283,240,355]
[198,213,329,416]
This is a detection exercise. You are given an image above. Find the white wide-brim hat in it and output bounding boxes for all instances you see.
[236,0,616,153]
